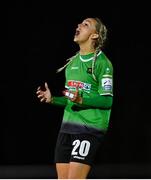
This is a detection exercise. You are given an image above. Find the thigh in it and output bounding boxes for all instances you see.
[56,163,69,179]
[68,161,91,179]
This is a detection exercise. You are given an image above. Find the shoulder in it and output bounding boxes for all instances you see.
[69,52,79,60]
[96,51,113,68]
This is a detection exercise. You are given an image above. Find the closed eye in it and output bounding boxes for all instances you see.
[83,22,89,26]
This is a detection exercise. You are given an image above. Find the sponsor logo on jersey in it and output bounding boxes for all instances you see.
[67,80,91,91]
[102,77,112,91]
[71,66,79,70]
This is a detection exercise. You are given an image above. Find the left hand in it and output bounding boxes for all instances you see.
[62,87,82,104]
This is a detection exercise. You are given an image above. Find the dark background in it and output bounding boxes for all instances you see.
[1,0,151,178]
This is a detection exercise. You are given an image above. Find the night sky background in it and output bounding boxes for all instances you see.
[1,0,151,178]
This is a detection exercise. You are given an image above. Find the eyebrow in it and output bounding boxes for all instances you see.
[83,19,96,29]
[81,20,92,27]
[83,19,91,24]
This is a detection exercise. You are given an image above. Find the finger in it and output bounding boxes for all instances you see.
[37,94,44,98]
[37,86,41,90]
[37,91,43,95]
[36,90,41,94]
[45,82,49,89]
[40,97,46,102]
[63,90,73,99]
[74,91,78,97]
[75,86,79,92]
[70,96,77,101]
[74,88,79,97]
[68,92,75,99]
[62,90,67,96]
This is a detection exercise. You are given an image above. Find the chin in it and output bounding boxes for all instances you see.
[74,41,79,46]
[74,37,79,42]
[73,38,77,43]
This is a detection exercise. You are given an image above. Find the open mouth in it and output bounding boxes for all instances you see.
[75,29,80,36]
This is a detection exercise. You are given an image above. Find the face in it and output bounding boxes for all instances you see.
[74,18,98,45]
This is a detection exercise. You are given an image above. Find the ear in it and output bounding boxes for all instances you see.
[91,33,99,40]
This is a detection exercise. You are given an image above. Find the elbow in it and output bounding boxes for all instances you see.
[102,96,113,109]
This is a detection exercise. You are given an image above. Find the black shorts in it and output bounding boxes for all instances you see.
[54,132,104,166]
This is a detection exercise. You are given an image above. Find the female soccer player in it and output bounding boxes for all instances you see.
[36,17,113,179]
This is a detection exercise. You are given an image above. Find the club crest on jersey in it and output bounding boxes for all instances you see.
[102,78,112,91]
[87,68,92,74]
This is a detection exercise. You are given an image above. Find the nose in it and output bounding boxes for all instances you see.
[78,23,82,28]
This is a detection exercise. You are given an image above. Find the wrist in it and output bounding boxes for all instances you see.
[75,96,82,104]
[78,97,83,104]
[49,96,53,104]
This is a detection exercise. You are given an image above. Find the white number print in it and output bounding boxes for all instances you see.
[71,139,91,157]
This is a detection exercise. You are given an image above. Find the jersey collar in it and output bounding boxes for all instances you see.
[79,51,102,62]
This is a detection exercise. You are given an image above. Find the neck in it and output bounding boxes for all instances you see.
[79,44,96,55]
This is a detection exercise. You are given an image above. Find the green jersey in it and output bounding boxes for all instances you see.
[56,51,113,137]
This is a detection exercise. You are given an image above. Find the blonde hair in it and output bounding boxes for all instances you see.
[57,17,108,81]
[91,17,107,80]
[56,52,79,73]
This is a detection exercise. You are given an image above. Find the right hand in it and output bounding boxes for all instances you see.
[36,82,52,103]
